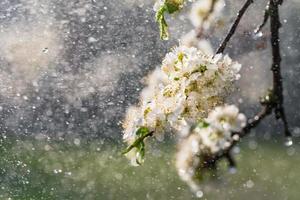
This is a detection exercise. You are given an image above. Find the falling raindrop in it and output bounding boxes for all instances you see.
[284,137,293,147]
[232,146,240,154]
[245,180,254,188]
[292,127,300,137]
[74,138,81,146]
[196,190,203,198]
[286,147,295,156]
[248,140,258,150]
[253,31,263,39]
[42,47,49,53]
[65,172,72,176]
[228,166,237,174]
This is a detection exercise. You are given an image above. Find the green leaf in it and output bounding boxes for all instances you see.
[155,5,169,40]
[191,65,207,74]
[136,141,145,165]
[197,120,210,129]
[155,0,184,40]
[122,127,153,165]
[165,2,179,13]
[136,126,149,137]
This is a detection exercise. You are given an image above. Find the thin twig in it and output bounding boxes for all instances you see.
[216,0,254,54]
[212,0,291,164]
[239,105,273,137]
[254,2,270,34]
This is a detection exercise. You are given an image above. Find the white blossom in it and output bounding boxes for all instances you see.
[192,104,246,154]
[123,46,242,163]
[140,67,169,103]
[206,104,247,132]
[189,0,225,29]
[175,133,203,192]
[123,106,143,143]
[176,104,246,191]
[193,125,232,154]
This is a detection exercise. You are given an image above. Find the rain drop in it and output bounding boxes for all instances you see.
[253,31,263,39]
[42,47,48,53]
[286,147,295,156]
[284,137,293,147]
[229,167,237,174]
[245,180,254,188]
[196,190,203,198]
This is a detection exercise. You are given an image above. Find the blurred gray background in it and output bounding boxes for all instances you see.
[0,0,299,141]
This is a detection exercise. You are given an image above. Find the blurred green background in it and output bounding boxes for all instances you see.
[1,136,299,200]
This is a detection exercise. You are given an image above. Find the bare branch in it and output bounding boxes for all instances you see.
[211,0,291,165]
[269,0,291,137]
[216,0,254,54]
[254,2,270,34]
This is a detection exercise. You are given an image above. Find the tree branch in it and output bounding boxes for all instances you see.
[216,0,254,54]
[254,2,270,34]
[269,0,291,137]
[210,0,291,165]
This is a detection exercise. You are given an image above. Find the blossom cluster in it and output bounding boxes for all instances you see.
[190,0,225,30]
[175,104,246,193]
[123,46,242,164]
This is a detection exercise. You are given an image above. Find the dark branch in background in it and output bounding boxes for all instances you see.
[216,0,254,54]
[269,0,291,138]
[206,0,291,168]
[254,2,270,34]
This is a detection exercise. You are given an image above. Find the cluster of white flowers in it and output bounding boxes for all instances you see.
[175,104,246,192]
[175,133,203,192]
[189,0,225,29]
[123,46,242,164]
[159,46,241,124]
[194,104,246,154]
